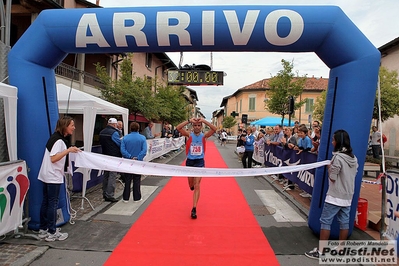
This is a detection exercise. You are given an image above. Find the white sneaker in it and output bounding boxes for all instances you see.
[45,230,68,242]
[37,229,48,239]
[37,228,62,239]
[134,198,143,202]
[123,200,129,203]
[300,192,312,198]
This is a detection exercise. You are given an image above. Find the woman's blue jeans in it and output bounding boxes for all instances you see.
[39,182,61,234]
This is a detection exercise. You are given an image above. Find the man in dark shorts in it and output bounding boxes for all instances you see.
[176,117,217,219]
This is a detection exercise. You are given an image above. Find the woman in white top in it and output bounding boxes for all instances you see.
[37,116,81,242]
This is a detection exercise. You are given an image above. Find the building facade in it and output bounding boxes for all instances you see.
[1,0,197,148]
[219,77,328,135]
[379,37,399,155]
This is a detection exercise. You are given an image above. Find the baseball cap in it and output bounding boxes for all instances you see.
[108,118,117,124]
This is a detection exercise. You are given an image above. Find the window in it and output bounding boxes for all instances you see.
[305,98,314,113]
[249,96,256,111]
[145,53,152,69]
[239,99,242,113]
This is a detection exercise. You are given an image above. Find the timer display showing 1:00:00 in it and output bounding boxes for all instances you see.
[167,70,223,85]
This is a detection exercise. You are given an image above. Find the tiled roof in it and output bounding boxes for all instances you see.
[220,76,329,107]
[241,76,328,91]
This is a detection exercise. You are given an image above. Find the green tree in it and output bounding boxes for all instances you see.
[95,55,159,121]
[155,84,187,126]
[222,116,237,131]
[265,59,307,123]
[313,90,327,122]
[314,67,399,123]
[373,66,399,122]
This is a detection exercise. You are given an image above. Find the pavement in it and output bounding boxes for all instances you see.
[0,139,386,266]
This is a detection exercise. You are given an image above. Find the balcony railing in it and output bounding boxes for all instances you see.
[55,62,104,89]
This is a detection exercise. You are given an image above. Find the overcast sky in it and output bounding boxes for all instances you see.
[87,0,399,120]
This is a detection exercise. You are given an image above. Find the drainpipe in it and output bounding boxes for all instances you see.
[155,59,171,91]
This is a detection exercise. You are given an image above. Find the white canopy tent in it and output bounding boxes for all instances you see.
[0,82,18,161]
[57,84,129,208]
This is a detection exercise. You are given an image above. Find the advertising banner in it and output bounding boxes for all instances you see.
[385,170,399,241]
[0,160,29,236]
[264,145,317,194]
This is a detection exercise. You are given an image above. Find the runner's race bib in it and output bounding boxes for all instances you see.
[190,144,203,156]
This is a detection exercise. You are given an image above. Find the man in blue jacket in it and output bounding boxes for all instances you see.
[121,122,147,202]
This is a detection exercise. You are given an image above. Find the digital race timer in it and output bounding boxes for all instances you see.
[167,70,224,86]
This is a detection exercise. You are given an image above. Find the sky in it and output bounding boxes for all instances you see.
[87,0,399,120]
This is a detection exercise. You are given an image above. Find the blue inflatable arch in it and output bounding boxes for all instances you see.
[8,6,380,237]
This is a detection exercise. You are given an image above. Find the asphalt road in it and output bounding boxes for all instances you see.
[9,136,375,266]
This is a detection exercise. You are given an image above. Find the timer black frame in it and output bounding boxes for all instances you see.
[167,70,224,86]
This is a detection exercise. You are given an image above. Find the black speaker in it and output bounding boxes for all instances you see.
[241,114,248,124]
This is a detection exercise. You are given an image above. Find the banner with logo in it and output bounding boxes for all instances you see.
[252,141,265,164]
[385,170,399,241]
[144,137,185,161]
[0,160,29,236]
[264,145,317,194]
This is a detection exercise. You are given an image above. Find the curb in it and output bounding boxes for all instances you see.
[11,246,49,266]
[261,174,310,219]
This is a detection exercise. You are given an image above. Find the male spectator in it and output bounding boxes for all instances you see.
[266,124,284,183]
[220,129,228,146]
[161,123,173,138]
[280,127,297,190]
[370,126,381,159]
[267,124,284,146]
[99,118,121,202]
[294,125,313,154]
[294,125,314,198]
[311,120,320,138]
[143,121,160,139]
[311,124,322,153]
[172,127,181,138]
[117,120,124,137]
[252,126,259,139]
[176,117,217,219]
[120,122,147,203]
[236,129,245,162]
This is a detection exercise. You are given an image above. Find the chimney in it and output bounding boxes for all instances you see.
[96,0,100,5]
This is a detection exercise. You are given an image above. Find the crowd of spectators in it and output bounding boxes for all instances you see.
[233,120,322,197]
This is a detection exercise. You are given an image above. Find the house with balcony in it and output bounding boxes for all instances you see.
[1,0,198,148]
[219,77,328,136]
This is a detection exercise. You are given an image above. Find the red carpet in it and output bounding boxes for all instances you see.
[105,141,279,266]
